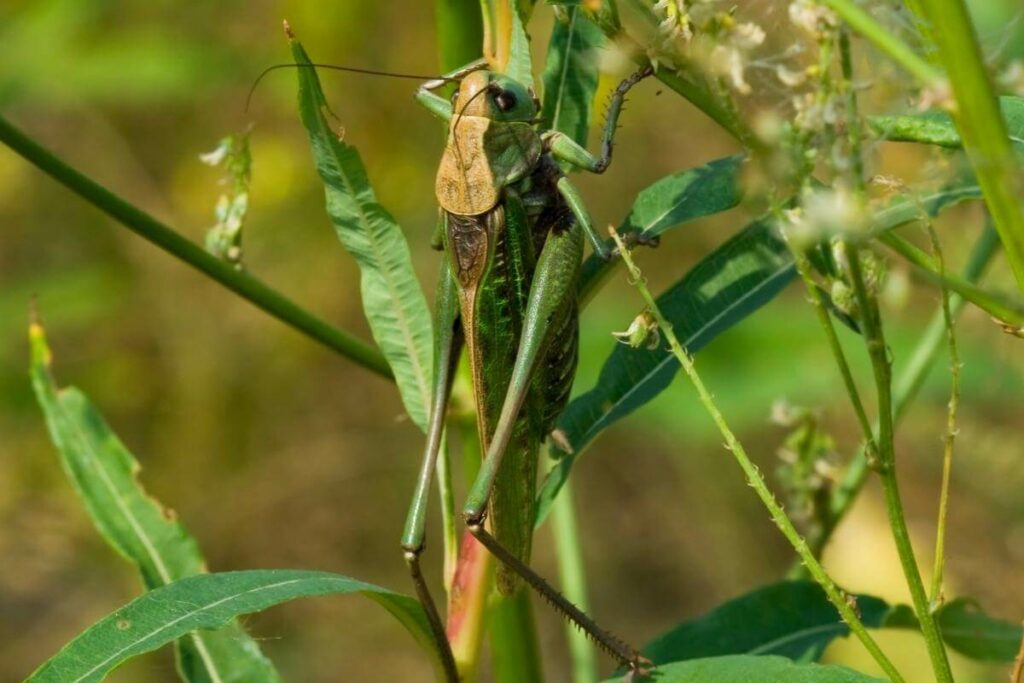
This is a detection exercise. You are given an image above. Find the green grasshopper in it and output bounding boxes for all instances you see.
[401,58,654,681]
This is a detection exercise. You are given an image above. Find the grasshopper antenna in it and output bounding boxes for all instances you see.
[246,63,459,113]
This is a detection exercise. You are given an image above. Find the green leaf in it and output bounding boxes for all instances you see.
[621,155,745,239]
[435,0,485,72]
[26,570,442,683]
[291,39,433,430]
[869,95,1024,148]
[885,598,1023,662]
[505,2,535,90]
[29,323,280,683]
[537,182,982,525]
[579,155,745,301]
[602,655,883,682]
[541,6,604,147]
[643,581,890,666]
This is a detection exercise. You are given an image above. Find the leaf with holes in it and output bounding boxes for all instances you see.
[26,570,442,683]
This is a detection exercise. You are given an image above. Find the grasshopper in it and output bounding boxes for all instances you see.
[401,59,654,681]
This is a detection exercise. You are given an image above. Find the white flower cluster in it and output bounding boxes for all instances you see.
[781,187,869,250]
[788,0,838,39]
[709,19,766,94]
[647,1,765,95]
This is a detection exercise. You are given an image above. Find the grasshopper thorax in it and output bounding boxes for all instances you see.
[436,72,543,216]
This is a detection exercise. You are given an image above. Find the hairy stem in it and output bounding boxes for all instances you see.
[926,222,959,605]
[846,246,954,683]
[609,228,906,683]
[0,113,392,380]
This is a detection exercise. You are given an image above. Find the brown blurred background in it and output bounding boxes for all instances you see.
[1,1,1021,681]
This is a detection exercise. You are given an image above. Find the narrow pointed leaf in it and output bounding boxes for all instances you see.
[643,581,890,665]
[505,3,535,90]
[29,323,280,683]
[26,570,441,683]
[602,655,884,682]
[885,598,1023,662]
[537,182,982,524]
[869,96,1024,149]
[541,6,604,147]
[291,39,433,430]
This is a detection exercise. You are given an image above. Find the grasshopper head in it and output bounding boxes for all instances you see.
[454,71,538,123]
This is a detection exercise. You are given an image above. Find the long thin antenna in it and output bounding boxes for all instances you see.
[246,63,459,113]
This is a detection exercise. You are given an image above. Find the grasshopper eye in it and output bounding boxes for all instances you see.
[494,90,517,113]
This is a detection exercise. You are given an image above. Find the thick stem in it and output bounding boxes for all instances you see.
[846,248,954,683]
[0,113,392,380]
[489,590,544,683]
[609,228,906,683]
[549,475,598,683]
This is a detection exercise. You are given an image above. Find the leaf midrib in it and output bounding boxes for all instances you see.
[56,389,224,683]
[71,577,310,683]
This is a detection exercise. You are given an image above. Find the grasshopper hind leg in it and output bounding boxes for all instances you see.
[401,264,462,683]
[461,213,649,677]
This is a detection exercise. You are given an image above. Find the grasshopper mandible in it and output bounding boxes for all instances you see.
[401,58,654,681]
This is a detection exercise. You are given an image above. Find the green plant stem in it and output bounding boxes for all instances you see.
[838,28,866,193]
[819,225,999,556]
[820,0,943,85]
[791,248,876,448]
[846,246,954,683]
[609,228,906,683]
[909,0,1024,292]
[548,474,598,683]
[877,232,1024,326]
[489,591,543,683]
[0,113,392,380]
[925,223,959,605]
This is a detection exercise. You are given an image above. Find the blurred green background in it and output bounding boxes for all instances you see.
[1,1,1022,681]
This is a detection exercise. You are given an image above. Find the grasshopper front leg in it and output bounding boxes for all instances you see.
[543,66,654,261]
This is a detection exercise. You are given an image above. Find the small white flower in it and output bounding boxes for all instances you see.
[732,22,766,50]
[710,44,751,94]
[199,142,229,167]
[776,64,807,87]
[788,0,838,37]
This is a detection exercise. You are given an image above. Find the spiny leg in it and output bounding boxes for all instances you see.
[401,263,462,683]
[543,65,654,175]
[543,65,653,262]
[461,219,648,675]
